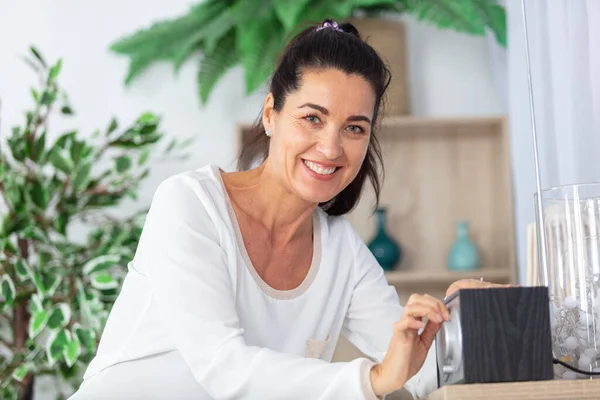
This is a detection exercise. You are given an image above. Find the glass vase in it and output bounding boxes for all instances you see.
[447,221,480,271]
[536,183,600,379]
[367,207,402,271]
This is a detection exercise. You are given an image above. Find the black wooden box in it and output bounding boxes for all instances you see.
[436,286,554,387]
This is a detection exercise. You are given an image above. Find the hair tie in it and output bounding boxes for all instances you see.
[316,20,344,33]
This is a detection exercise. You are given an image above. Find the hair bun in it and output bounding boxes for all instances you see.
[338,22,361,39]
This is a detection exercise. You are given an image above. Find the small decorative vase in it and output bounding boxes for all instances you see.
[447,221,480,271]
[367,208,402,271]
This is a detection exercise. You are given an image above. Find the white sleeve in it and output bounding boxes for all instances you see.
[135,175,380,400]
[341,220,439,399]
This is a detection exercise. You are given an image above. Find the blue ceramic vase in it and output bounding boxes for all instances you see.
[447,221,480,271]
[367,208,402,271]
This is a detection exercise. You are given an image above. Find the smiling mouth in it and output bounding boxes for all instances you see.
[303,159,339,175]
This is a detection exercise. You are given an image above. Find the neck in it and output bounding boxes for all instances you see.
[222,162,317,244]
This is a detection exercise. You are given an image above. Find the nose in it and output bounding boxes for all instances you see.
[315,129,342,160]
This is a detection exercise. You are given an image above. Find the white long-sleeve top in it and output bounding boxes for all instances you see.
[70,165,438,400]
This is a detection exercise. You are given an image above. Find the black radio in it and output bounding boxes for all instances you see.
[435,286,554,387]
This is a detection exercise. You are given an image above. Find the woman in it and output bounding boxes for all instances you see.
[71,19,505,400]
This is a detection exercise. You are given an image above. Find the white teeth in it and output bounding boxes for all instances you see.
[304,160,337,175]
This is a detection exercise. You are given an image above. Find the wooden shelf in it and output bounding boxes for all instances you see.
[380,115,505,130]
[346,115,516,285]
[384,268,513,286]
[428,379,600,400]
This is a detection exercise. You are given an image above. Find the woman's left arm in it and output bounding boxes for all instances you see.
[342,221,439,399]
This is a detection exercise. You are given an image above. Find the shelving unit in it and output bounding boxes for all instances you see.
[344,115,517,300]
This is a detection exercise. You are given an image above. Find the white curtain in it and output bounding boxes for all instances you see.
[504,0,600,283]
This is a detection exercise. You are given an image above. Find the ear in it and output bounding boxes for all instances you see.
[262,92,276,132]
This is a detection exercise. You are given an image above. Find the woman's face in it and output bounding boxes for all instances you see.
[263,68,376,205]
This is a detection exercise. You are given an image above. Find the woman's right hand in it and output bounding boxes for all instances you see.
[369,293,450,397]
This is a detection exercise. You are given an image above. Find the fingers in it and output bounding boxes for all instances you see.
[394,293,450,337]
[446,279,520,297]
[407,293,450,321]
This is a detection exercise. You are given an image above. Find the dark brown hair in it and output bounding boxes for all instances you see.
[237,19,391,216]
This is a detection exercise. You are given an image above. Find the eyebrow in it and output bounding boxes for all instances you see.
[298,103,372,124]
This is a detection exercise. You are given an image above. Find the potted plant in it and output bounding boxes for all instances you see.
[109,0,506,107]
[0,47,190,400]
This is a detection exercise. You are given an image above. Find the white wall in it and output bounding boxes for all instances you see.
[0,1,504,398]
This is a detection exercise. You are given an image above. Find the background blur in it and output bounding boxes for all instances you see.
[1,0,598,398]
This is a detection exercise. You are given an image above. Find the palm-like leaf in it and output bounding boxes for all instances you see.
[236,12,287,95]
[197,31,239,104]
[111,0,227,84]
[109,0,507,105]
[401,0,486,34]
[172,1,233,71]
[273,0,313,31]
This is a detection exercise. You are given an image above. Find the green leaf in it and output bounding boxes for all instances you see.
[90,273,119,290]
[48,59,63,83]
[172,1,231,70]
[48,148,74,174]
[47,303,71,330]
[22,226,48,243]
[74,325,97,353]
[106,117,119,136]
[82,254,121,275]
[122,54,157,85]
[138,148,151,165]
[2,386,18,400]
[30,179,49,209]
[1,275,15,305]
[55,131,76,148]
[110,2,212,55]
[63,337,81,368]
[115,156,132,173]
[2,214,30,236]
[273,0,312,31]
[126,190,138,201]
[31,129,47,162]
[46,329,70,366]
[403,0,486,35]
[7,133,27,162]
[30,45,47,68]
[31,88,40,103]
[61,105,74,115]
[484,4,507,47]
[198,30,239,104]
[299,1,349,25]
[43,272,62,296]
[12,364,29,383]
[137,112,159,125]
[55,212,69,236]
[29,293,44,314]
[14,259,30,280]
[73,161,93,191]
[236,15,285,95]
[29,310,50,338]
[40,90,57,106]
[70,140,85,165]
[29,267,46,294]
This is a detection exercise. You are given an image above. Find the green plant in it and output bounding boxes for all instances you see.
[0,47,191,399]
[109,0,506,105]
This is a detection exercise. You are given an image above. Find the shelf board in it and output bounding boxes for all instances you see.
[428,378,600,400]
[380,115,505,129]
[384,268,512,286]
